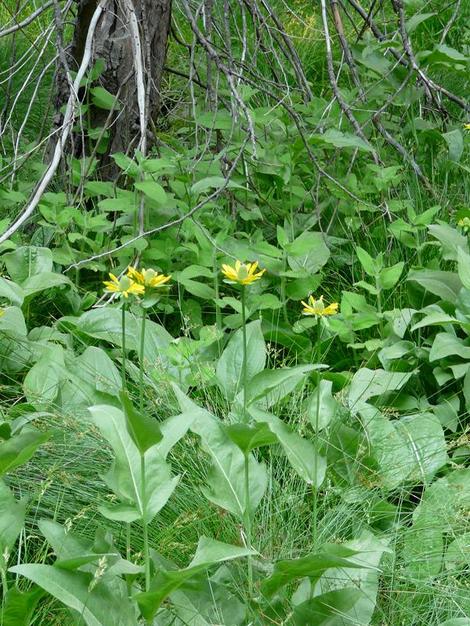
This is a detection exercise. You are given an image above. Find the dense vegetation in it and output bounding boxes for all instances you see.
[0,0,469,624]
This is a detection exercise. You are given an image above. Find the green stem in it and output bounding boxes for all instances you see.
[121,302,127,390]
[244,452,253,595]
[214,252,223,357]
[241,286,248,422]
[139,307,146,412]
[141,454,151,593]
[1,567,8,600]
[312,320,322,548]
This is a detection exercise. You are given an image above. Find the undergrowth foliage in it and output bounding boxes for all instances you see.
[0,1,470,625]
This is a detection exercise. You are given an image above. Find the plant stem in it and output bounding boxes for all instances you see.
[141,453,151,593]
[241,286,248,422]
[243,452,253,595]
[121,301,127,390]
[139,307,146,412]
[312,320,322,548]
[213,251,223,356]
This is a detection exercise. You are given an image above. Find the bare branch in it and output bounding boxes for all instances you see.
[0,0,109,245]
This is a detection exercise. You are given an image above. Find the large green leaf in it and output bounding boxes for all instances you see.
[305,379,339,431]
[250,407,326,487]
[23,344,66,408]
[216,320,266,402]
[286,232,330,274]
[0,426,50,477]
[348,368,413,411]
[136,536,255,620]
[3,246,53,283]
[1,586,45,626]
[89,405,179,523]
[240,364,316,409]
[9,564,138,626]
[407,270,462,302]
[360,404,447,489]
[404,469,470,579]
[261,544,362,597]
[293,588,363,625]
[301,532,391,626]
[0,480,26,569]
[190,408,267,520]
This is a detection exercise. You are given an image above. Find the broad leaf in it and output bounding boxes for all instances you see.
[216,320,266,402]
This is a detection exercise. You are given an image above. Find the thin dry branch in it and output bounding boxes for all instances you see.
[0,0,109,245]
[0,0,55,39]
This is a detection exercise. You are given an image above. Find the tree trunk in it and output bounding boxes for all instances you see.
[58,0,171,175]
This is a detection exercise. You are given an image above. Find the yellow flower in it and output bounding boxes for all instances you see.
[127,266,171,288]
[221,260,266,286]
[301,295,339,317]
[464,123,470,131]
[103,273,145,298]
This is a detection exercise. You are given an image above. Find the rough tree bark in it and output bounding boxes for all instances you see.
[59,0,171,170]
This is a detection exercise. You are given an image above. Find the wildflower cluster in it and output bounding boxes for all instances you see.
[103,266,171,298]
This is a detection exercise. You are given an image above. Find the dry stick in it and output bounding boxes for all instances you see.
[391,0,469,112]
[122,0,148,238]
[181,0,257,157]
[370,70,434,192]
[0,0,108,246]
[64,136,250,271]
[440,0,461,44]
[330,0,365,100]
[0,0,55,39]
[257,0,313,102]
[319,0,380,165]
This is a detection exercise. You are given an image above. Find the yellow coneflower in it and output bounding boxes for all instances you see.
[221,260,266,286]
[301,295,339,317]
[103,273,145,298]
[127,266,171,289]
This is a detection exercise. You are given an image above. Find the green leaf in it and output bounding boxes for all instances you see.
[405,12,435,33]
[261,544,362,597]
[0,277,25,306]
[457,247,470,290]
[190,408,267,520]
[9,564,138,626]
[251,407,327,486]
[120,391,162,454]
[89,405,179,523]
[216,320,266,402]
[318,129,374,153]
[134,181,167,204]
[242,364,317,409]
[348,368,413,411]
[379,262,404,290]
[443,129,464,162]
[23,345,65,408]
[428,223,467,261]
[1,586,45,626]
[136,536,255,620]
[22,272,72,298]
[293,588,363,625]
[360,404,447,489]
[0,426,50,477]
[3,246,53,283]
[408,270,462,302]
[90,86,121,111]
[286,232,330,274]
[191,176,245,196]
[223,422,278,454]
[305,379,339,431]
[355,247,376,277]
[0,480,26,568]
[404,469,470,579]
[429,332,470,362]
